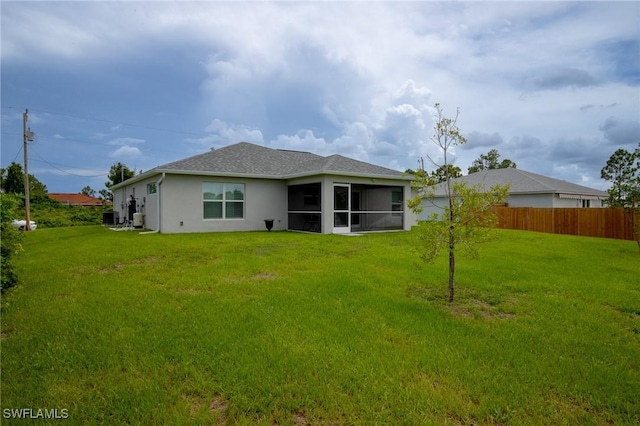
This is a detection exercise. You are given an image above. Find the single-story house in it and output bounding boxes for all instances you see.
[417,168,609,220]
[110,142,415,234]
[49,193,109,207]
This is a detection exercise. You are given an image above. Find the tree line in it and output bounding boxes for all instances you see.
[406,148,516,185]
[1,161,135,203]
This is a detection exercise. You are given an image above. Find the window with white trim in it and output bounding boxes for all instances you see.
[203,183,245,219]
[392,190,403,211]
[147,183,157,194]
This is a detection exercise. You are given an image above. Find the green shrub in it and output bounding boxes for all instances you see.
[27,196,109,228]
[0,193,23,292]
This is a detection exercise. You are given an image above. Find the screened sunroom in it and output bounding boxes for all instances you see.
[287,182,405,234]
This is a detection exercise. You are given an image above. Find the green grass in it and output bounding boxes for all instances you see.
[1,226,639,425]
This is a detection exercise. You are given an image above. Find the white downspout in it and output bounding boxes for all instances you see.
[140,172,165,235]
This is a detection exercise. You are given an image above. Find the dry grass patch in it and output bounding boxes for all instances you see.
[175,288,205,295]
[250,271,279,281]
[293,409,308,425]
[209,395,228,423]
[450,298,517,320]
[186,392,228,424]
[407,285,518,320]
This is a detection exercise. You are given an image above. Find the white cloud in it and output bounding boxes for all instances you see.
[2,1,638,192]
[198,119,264,148]
[391,80,432,106]
[107,137,145,146]
[274,130,329,154]
[109,145,142,160]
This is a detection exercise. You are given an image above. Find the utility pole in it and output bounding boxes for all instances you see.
[23,109,34,231]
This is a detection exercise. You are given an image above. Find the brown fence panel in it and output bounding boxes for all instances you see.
[491,207,636,241]
[578,209,603,238]
[554,208,576,236]
[603,208,625,240]
[533,208,554,233]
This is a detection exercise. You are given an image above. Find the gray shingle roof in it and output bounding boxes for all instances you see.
[156,142,406,179]
[432,168,608,197]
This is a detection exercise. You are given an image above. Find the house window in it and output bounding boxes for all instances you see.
[203,183,245,219]
[581,199,591,208]
[147,183,157,194]
[392,190,403,211]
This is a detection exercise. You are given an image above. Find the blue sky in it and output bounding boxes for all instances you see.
[2,1,639,194]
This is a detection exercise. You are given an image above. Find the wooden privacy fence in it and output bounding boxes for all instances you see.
[491,207,638,241]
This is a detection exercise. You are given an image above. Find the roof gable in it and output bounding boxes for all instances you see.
[432,168,607,197]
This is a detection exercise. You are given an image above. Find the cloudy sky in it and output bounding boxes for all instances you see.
[2,1,639,193]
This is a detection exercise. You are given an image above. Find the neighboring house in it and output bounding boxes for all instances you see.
[110,142,415,234]
[49,193,109,207]
[418,168,608,220]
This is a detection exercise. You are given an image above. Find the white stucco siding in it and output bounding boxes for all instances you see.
[405,185,419,229]
[145,194,159,230]
[419,193,558,220]
[321,177,335,234]
[553,196,582,208]
[509,193,604,208]
[506,193,554,207]
[159,175,287,233]
[417,196,448,221]
[113,177,160,229]
[416,192,604,221]
[418,193,549,221]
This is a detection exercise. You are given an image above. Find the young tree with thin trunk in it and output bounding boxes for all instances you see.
[408,104,509,302]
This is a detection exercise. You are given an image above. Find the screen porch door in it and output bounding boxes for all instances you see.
[333,184,350,234]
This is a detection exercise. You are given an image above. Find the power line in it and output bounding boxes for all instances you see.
[2,105,207,138]
[11,145,23,163]
[29,146,107,178]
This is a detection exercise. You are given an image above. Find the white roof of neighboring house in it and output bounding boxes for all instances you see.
[431,168,608,199]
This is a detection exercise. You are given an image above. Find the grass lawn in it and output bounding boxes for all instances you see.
[1,226,639,425]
